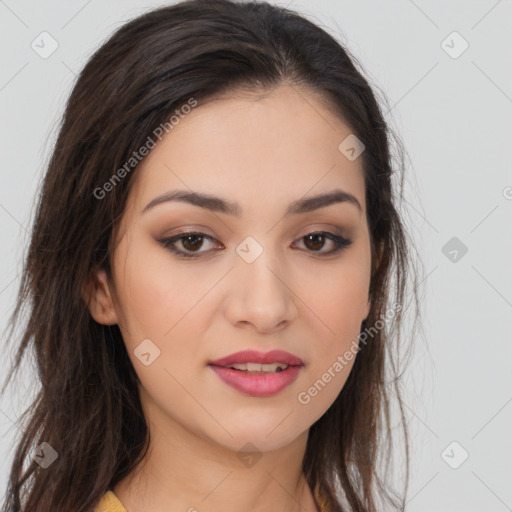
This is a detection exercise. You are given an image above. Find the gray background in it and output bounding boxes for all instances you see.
[1,0,511,510]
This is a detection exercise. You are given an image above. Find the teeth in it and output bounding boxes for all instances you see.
[224,362,289,373]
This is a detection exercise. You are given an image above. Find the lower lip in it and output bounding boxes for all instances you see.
[209,365,302,397]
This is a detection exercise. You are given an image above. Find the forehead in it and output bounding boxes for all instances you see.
[128,85,366,217]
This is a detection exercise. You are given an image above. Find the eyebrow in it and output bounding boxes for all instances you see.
[141,188,362,216]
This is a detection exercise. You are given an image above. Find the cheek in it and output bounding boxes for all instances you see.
[296,250,370,400]
[303,250,370,341]
[293,289,363,427]
[305,283,365,387]
[111,239,203,350]
[112,239,228,384]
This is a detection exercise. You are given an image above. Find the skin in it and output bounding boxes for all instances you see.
[85,84,372,512]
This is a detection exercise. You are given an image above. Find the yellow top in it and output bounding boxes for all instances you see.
[94,488,327,511]
[94,490,127,512]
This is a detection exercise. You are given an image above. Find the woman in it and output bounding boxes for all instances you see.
[1,0,420,511]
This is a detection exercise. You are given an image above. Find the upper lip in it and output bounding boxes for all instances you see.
[209,349,304,367]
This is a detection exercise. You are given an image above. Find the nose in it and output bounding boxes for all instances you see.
[224,250,298,334]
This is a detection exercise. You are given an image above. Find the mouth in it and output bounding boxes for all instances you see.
[208,350,304,397]
[212,362,293,374]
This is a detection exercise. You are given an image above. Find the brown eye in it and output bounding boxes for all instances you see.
[159,230,352,259]
[159,232,220,258]
[180,234,205,252]
[303,233,326,251]
[294,231,353,255]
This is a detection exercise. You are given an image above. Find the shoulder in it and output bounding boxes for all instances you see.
[94,490,127,512]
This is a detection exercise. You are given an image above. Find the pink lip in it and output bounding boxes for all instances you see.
[208,350,304,397]
[209,365,302,397]
[209,349,303,367]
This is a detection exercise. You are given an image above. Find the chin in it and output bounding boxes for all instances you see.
[205,422,307,454]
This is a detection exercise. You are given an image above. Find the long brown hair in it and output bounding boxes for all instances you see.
[1,1,421,510]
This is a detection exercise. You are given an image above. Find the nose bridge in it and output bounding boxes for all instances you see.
[237,237,285,299]
[227,235,296,331]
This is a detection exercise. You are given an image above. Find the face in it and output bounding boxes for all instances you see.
[86,84,372,454]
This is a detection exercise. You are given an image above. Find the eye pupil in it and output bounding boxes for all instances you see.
[304,233,325,251]
[182,234,203,251]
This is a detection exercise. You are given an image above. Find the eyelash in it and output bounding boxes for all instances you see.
[158,231,353,259]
